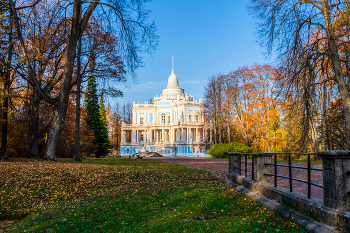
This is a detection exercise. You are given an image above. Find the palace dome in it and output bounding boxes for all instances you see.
[167,70,180,89]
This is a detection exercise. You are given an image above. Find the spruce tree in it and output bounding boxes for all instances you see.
[98,93,112,156]
[85,52,112,157]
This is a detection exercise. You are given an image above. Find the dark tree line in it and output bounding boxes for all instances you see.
[0,0,157,160]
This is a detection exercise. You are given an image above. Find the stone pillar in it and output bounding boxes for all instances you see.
[253,153,273,185]
[131,130,136,143]
[121,130,125,143]
[318,150,350,211]
[228,152,241,175]
[186,128,188,142]
[171,129,174,143]
[162,128,165,141]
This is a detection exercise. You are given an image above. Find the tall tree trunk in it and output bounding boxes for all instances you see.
[1,13,13,160]
[10,0,98,160]
[28,91,40,157]
[75,37,82,161]
[309,118,319,153]
[322,0,350,150]
[322,83,327,151]
[227,124,230,143]
[46,0,82,160]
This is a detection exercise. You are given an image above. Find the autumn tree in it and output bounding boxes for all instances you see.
[108,103,123,153]
[7,0,157,160]
[0,8,14,160]
[204,75,226,144]
[249,0,350,149]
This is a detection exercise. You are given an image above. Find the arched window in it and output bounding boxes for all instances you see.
[196,115,199,122]
[189,115,192,122]
[161,113,166,123]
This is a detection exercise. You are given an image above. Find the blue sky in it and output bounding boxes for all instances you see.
[115,0,271,107]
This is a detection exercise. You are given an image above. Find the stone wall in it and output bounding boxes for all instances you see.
[227,151,350,231]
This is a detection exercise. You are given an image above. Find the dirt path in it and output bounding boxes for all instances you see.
[145,157,323,200]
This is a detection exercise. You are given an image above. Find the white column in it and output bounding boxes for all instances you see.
[162,128,165,141]
[169,130,171,142]
[172,129,175,143]
[121,130,125,143]
[131,130,135,143]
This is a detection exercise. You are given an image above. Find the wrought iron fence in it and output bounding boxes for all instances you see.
[264,152,323,198]
[232,152,323,199]
[241,154,254,181]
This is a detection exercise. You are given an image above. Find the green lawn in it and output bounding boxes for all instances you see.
[1,158,306,232]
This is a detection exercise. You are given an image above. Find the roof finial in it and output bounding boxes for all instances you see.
[172,55,174,73]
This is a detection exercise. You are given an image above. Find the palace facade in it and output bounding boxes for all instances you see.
[120,69,211,157]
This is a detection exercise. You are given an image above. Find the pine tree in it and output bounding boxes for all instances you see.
[85,52,112,157]
[98,93,112,155]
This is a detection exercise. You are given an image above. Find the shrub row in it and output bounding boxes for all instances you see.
[206,141,256,158]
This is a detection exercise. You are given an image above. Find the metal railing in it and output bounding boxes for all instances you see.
[263,152,323,198]
[233,152,323,199]
[241,154,255,181]
[235,153,254,181]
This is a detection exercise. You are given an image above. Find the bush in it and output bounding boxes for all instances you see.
[206,141,256,158]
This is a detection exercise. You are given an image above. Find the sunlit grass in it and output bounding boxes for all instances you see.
[1,158,307,232]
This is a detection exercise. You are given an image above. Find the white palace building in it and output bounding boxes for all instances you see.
[120,69,211,157]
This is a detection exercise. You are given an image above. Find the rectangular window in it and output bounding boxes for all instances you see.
[140,117,144,124]
[150,113,153,123]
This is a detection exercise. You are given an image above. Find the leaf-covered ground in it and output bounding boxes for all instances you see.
[1,158,307,232]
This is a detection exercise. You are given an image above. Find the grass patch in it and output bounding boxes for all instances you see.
[1,158,307,232]
[240,157,322,166]
[276,159,322,166]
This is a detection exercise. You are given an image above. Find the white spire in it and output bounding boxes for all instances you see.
[167,68,180,89]
[172,55,174,72]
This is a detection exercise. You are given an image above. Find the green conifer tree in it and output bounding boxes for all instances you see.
[85,52,112,157]
[98,93,112,155]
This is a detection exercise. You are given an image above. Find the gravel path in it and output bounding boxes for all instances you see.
[145,157,323,200]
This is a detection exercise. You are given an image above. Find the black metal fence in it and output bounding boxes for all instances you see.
[237,152,323,199]
[241,154,254,181]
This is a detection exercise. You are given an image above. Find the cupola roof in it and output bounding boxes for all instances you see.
[167,70,180,89]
